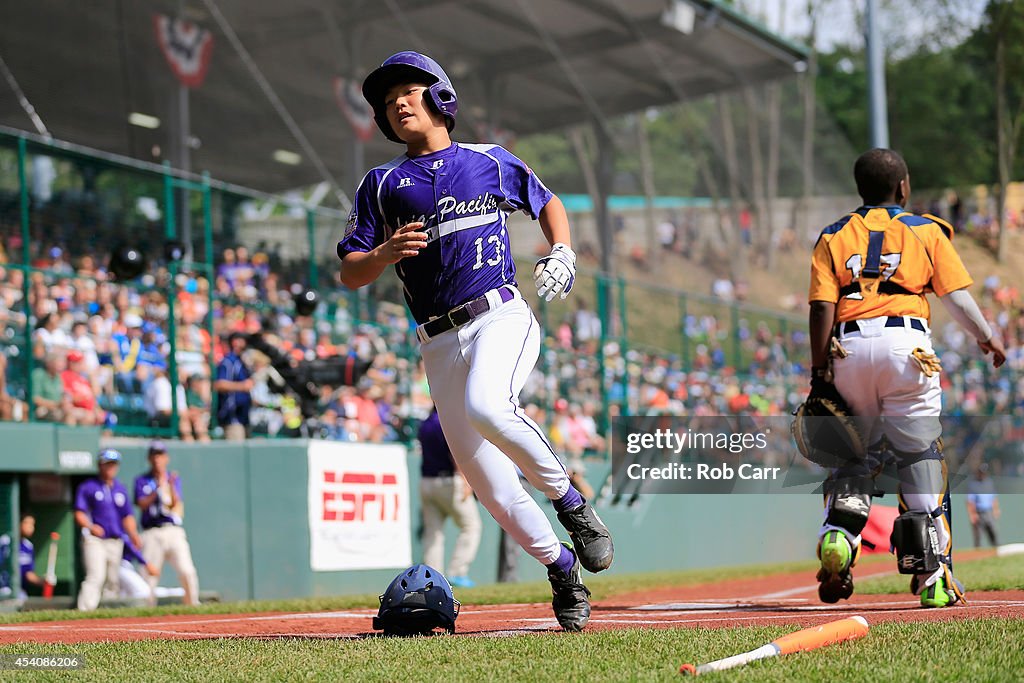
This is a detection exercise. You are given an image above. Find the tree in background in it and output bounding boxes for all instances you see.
[986,0,1024,261]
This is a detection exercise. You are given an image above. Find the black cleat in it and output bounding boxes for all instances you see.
[556,500,614,573]
[816,566,854,603]
[548,543,591,632]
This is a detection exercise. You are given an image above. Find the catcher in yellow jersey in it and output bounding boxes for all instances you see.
[807,148,1006,608]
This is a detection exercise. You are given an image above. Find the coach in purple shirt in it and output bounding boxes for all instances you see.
[74,448,142,610]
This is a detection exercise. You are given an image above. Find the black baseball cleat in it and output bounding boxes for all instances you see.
[556,499,614,573]
[548,543,591,632]
[816,567,854,603]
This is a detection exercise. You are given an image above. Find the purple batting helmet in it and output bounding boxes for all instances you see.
[361,51,458,143]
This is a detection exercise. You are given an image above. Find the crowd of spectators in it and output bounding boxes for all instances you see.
[0,227,1021,460]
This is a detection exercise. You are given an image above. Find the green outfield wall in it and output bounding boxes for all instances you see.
[1,429,1022,604]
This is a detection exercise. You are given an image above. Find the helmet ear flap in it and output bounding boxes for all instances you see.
[425,82,458,132]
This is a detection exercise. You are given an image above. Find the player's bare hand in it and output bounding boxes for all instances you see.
[978,337,1006,368]
[379,222,428,264]
[90,524,105,538]
[145,563,160,577]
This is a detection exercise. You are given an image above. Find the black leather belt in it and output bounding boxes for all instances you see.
[418,286,516,341]
[837,316,927,336]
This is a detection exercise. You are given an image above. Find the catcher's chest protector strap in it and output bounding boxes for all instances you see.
[891,508,944,575]
[825,476,875,536]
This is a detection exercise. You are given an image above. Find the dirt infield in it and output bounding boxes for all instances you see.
[2,561,1022,644]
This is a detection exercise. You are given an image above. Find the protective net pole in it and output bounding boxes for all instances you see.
[306,209,318,288]
[17,137,33,417]
[202,178,217,426]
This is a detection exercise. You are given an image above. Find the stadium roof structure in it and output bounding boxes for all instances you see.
[0,0,807,197]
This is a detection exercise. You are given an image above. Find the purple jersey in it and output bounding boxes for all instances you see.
[134,472,184,529]
[418,409,456,478]
[75,477,133,539]
[18,538,34,586]
[338,142,553,324]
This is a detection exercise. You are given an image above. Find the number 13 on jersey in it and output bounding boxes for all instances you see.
[473,235,505,270]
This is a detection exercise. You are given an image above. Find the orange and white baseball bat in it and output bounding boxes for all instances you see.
[679,616,869,675]
[42,531,59,599]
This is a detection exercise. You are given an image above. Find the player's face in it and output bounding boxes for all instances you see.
[20,516,35,538]
[150,452,169,472]
[384,82,444,142]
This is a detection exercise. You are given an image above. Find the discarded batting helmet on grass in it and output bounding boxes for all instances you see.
[373,564,460,636]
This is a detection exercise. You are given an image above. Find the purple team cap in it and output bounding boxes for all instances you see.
[148,440,168,454]
[97,448,122,464]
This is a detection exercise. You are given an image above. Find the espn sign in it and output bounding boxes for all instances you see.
[308,442,411,571]
[321,471,401,522]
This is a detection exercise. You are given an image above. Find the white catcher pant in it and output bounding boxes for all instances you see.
[823,317,951,587]
[831,317,941,453]
[420,289,570,566]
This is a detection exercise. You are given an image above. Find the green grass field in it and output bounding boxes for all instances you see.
[1,554,1021,681]
[1,618,1021,682]
[857,553,1024,595]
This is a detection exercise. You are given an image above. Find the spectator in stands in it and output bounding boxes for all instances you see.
[135,328,167,391]
[31,352,70,423]
[32,313,71,360]
[112,314,145,393]
[217,248,236,286]
[62,351,105,426]
[183,375,211,442]
[214,332,252,441]
[144,367,192,438]
[574,299,601,353]
[657,218,678,252]
[0,354,26,422]
[233,246,257,300]
[74,449,142,611]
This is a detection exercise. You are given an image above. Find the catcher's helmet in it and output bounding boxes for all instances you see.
[362,51,458,143]
[372,564,460,636]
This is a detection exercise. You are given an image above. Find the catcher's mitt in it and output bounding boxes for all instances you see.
[791,376,864,468]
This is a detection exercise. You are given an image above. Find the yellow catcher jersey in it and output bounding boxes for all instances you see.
[808,206,973,322]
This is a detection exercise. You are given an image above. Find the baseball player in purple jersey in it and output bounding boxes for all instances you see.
[74,448,142,611]
[134,440,200,606]
[338,51,613,631]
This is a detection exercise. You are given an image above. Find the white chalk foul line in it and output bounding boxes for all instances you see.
[528,598,1024,626]
[0,610,375,633]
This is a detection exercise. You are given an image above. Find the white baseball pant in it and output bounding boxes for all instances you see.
[77,535,123,611]
[420,288,570,566]
[142,525,200,606]
[420,475,482,577]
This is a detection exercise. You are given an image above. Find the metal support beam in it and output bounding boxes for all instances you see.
[865,0,889,148]
[593,120,615,277]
